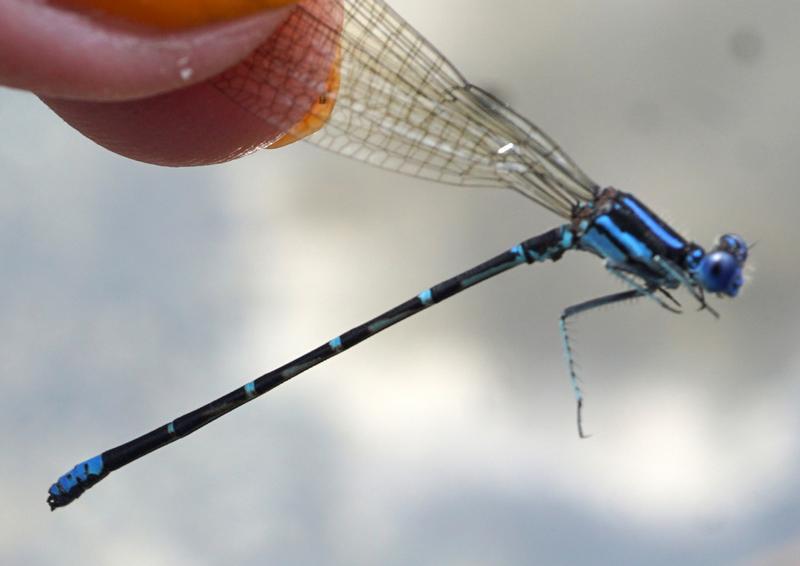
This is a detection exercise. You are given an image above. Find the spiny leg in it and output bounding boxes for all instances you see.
[606,263,682,314]
[656,288,682,310]
[652,255,719,318]
[560,289,644,438]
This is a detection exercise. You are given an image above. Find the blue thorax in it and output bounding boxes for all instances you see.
[571,188,747,297]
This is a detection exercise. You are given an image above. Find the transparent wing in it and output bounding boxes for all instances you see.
[215,0,598,218]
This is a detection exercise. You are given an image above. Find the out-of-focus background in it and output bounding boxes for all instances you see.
[2,0,798,564]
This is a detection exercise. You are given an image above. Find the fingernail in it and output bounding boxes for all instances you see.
[51,0,299,29]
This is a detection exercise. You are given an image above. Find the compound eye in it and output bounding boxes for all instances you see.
[719,234,748,264]
[697,251,741,296]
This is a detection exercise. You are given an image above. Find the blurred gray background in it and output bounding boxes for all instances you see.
[2,0,798,564]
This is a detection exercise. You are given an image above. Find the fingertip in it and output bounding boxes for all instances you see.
[38,0,343,166]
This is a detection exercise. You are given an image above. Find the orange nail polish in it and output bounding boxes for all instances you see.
[267,47,341,149]
[52,0,299,29]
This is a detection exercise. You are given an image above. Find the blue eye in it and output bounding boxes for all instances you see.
[720,234,748,263]
[696,251,743,296]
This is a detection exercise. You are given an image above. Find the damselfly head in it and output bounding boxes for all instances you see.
[693,234,748,297]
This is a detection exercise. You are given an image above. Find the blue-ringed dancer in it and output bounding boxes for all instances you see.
[47,0,749,510]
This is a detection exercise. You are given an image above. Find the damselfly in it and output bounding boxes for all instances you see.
[47,0,749,510]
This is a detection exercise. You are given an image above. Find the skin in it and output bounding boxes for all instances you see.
[0,0,338,165]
